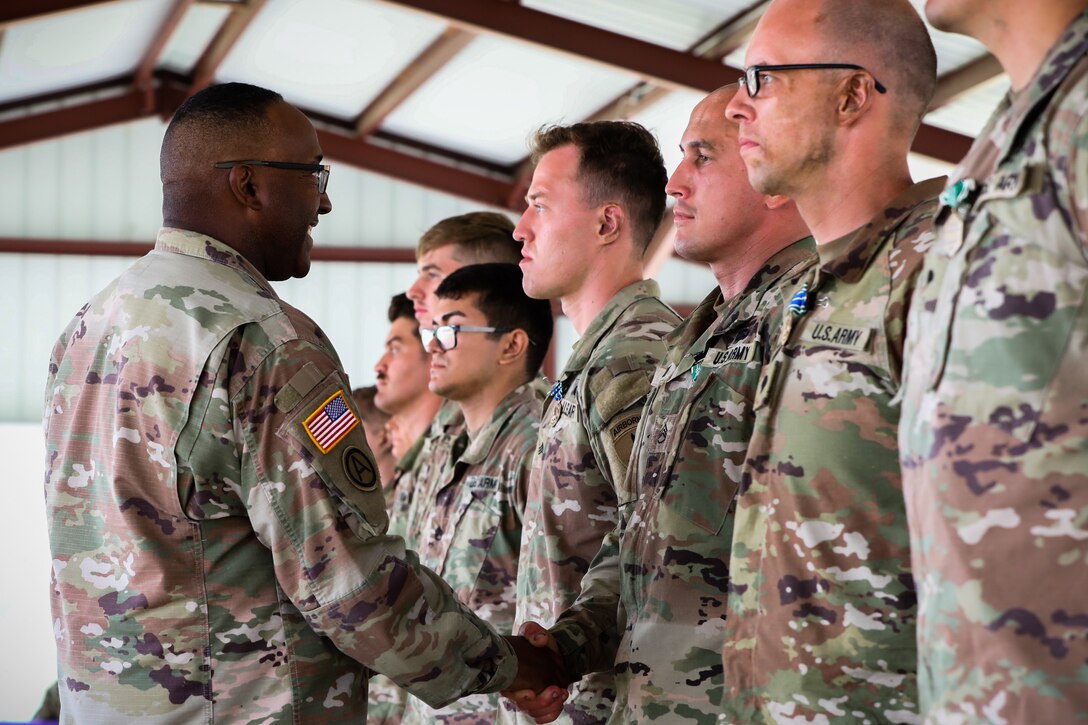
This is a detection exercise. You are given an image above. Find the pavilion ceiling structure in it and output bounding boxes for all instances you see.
[0,0,1004,263]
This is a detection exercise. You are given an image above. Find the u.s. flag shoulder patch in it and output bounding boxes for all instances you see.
[303,390,359,454]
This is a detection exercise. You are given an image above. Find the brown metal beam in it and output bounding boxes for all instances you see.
[0,237,418,263]
[135,0,194,114]
[0,89,146,151]
[689,0,769,60]
[930,53,1004,110]
[376,0,736,93]
[317,130,516,209]
[379,0,974,166]
[0,0,114,25]
[910,122,973,165]
[190,0,266,92]
[354,27,475,136]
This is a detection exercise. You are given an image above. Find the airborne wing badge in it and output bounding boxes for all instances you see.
[303,390,359,454]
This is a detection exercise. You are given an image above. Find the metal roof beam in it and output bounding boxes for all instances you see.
[317,130,515,210]
[354,26,475,137]
[134,0,194,113]
[0,78,521,210]
[0,0,113,25]
[189,0,266,92]
[375,0,733,93]
[379,0,973,164]
[0,88,146,151]
[929,53,1004,110]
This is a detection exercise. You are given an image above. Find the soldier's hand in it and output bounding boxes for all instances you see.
[500,623,570,723]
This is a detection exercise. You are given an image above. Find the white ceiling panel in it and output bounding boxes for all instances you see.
[381,35,639,165]
[156,2,233,75]
[0,0,175,105]
[908,0,990,75]
[923,75,1008,137]
[522,0,753,52]
[215,0,448,120]
[628,89,706,177]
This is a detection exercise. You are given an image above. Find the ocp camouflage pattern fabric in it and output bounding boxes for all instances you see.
[44,228,515,724]
[724,179,944,724]
[900,11,1088,722]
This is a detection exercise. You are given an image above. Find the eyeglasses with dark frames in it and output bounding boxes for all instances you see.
[420,324,514,352]
[738,64,888,98]
[213,160,331,194]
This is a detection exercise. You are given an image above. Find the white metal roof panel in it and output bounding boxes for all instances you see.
[215,0,448,120]
[522,0,755,52]
[156,2,233,75]
[381,35,640,165]
[0,0,175,105]
[628,89,706,178]
[924,75,1008,137]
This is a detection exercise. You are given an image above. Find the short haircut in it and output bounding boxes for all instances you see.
[435,263,554,377]
[814,0,937,134]
[416,212,520,264]
[530,121,667,254]
[161,82,283,175]
[387,293,422,344]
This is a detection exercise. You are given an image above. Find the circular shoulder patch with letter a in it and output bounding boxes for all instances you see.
[342,446,378,492]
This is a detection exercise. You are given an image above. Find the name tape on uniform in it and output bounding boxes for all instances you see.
[801,322,873,352]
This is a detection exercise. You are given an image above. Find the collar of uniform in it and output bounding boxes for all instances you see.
[818,177,947,283]
[714,236,817,333]
[561,279,664,375]
[995,9,1088,164]
[459,382,538,466]
[658,237,817,382]
[154,227,277,297]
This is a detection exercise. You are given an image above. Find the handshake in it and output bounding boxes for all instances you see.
[501,622,575,724]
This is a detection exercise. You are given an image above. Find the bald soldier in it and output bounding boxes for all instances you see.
[900,0,1088,719]
[42,82,561,723]
[508,86,815,723]
[723,1,942,721]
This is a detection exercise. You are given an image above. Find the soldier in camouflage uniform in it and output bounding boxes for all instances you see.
[369,215,526,725]
[510,87,815,724]
[42,82,559,724]
[503,121,681,724]
[900,1,1088,720]
[383,264,552,724]
[721,2,942,721]
[373,293,441,532]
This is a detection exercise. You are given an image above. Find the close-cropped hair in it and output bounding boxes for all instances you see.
[416,211,520,264]
[435,263,554,376]
[815,0,937,134]
[530,121,667,254]
[387,292,422,344]
[161,82,283,167]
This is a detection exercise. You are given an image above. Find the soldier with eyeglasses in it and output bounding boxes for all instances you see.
[720,0,945,721]
[381,263,554,724]
[42,82,563,723]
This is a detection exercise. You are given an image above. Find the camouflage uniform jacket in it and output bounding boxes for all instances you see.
[385,434,425,539]
[899,12,1088,722]
[724,179,944,724]
[43,228,516,724]
[503,280,679,725]
[386,400,465,543]
[549,240,817,724]
[368,399,468,725]
[400,381,546,724]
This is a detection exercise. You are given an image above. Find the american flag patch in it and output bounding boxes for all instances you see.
[303,390,358,454]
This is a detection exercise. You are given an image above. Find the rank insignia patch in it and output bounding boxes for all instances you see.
[303,390,358,454]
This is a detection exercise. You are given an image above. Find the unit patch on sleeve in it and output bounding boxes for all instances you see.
[303,390,359,454]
